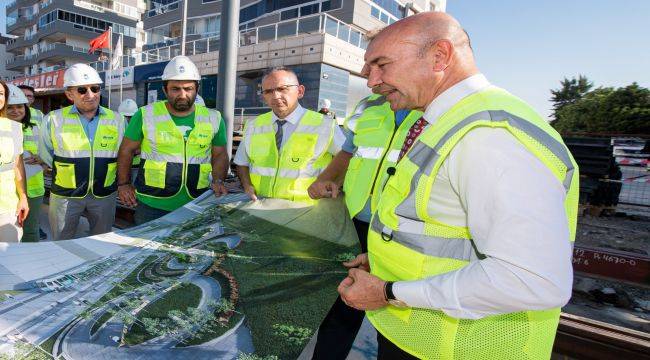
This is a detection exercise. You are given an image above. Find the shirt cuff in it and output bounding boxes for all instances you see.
[392,280,430,308]
[392,274,465,317]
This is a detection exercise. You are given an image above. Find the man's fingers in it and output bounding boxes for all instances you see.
[331,184,339,199]
[337,276,354,295]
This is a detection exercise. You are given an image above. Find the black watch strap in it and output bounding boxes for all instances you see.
[385,281,397,301]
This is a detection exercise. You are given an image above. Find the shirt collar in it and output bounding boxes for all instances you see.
[70,104,105,119]
[422,74,491,125]
[272,103,305,125]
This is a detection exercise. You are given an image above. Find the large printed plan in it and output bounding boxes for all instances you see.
[0,192,361,359]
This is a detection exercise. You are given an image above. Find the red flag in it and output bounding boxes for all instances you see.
[88,30,110,54]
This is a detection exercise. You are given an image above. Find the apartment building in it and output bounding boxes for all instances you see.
[132,0,445,124]
[4,0,145,110]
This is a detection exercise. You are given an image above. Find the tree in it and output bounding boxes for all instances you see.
[552,83,650,134]
[550,75,593,120]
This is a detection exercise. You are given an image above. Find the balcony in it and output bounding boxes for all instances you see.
[145,0,179,19]
[37,43,97,63]
[239,13,368,50]
[5,55,31,71]
[73,0,141,20]
[37,21,137,49]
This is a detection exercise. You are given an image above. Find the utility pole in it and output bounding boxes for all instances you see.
[180,0,189,55]
[217,0,240,162]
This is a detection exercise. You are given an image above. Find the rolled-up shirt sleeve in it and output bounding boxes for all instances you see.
[233,129,250,167]
[341,127,356,154]
[393,128,574,319]
[328,125,346,155]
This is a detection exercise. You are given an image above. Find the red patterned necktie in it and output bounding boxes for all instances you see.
[398,116,428,161]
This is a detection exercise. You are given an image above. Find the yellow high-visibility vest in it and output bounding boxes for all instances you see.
[367,86,579,360]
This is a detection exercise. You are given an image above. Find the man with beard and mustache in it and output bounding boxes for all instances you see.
[40,64,126,240]
[335,12,579,360]
[117,56,229,225]
[234,67,345,203]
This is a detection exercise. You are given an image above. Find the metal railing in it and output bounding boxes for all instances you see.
[234,107,270,130]
[145,0,179,18]
[239,13,367,49]
[89,13,366,71]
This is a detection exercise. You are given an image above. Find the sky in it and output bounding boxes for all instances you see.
[447,0,650,119]
[1,0,649,118]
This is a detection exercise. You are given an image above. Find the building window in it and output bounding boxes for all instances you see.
[280,8,298,20]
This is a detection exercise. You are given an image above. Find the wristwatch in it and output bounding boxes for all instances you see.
[212,178,225,185]
[384,281,408,308]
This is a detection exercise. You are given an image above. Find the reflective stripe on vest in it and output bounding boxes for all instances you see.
[49,106,124,198]
[246,109,334,203]
[342,94,423,218]
[135,101,220,200]
[23,120,45,198]
[366,86,579,360]
[30,108,44,126]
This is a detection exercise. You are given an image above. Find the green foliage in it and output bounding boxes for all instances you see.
[215,298,234,314]
[551,82,650,134]
[550,75,593,118]
[333,252,357,262]
[0,341,51,360]
[237,353,279,360]
[271,324,313,347]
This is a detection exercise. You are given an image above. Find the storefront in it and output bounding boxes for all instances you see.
[133,61,169,106]
[9,69,69,114]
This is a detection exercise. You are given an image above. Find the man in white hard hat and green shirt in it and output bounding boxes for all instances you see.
[40,64,126,240]
[117,56,229,225]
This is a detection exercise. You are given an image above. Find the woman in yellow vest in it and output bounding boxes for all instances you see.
[6,84,46,242]
[0,81,30,242]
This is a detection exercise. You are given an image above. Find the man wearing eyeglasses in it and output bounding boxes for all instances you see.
[39,63,126,240]
[233,67,345,203]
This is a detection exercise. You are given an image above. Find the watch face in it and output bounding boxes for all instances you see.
[389,299,408,308]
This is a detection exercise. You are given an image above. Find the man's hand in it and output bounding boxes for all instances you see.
[24,154,44,166]
[343,253,370,272]
[16,196,29,227]
[244,185,258,201]
[118,184,138,208]
[211,181,228,197]
[307,180,340,199]
[338,268,388,310]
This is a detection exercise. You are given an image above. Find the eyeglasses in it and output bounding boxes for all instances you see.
[76,86,101,95]
[261,84,299,96]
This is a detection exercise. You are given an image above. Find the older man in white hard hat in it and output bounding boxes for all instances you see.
[117,56,229,225]
[39,63,126,240]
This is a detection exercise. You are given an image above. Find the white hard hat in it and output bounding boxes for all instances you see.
[63,63,103,87]
[162,56,201,81]
[118,99,138,116]
[195,94,205,106]
[7,84,29,105]
[319,98,331,109]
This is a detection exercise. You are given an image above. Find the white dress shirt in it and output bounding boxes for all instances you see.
[392,74,574,319]
[233,104,345,166]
